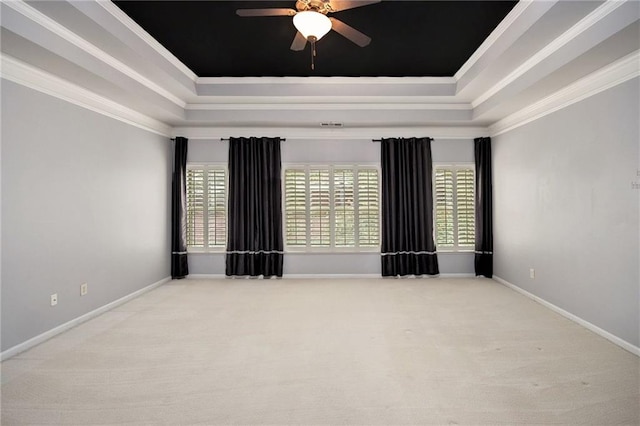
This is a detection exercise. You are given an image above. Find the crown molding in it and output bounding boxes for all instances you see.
[196,76,457,85]
[172,126,488,140]
[195,76,457,97]
[97,0,197,82]
[472,0,633,109]
[1,54,172,137]
[185,102,472,111]
[455,0,537,81]
[3,0,186,109]
[489,50,640,136]
[189,95,469,104]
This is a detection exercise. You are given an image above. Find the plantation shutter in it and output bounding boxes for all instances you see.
[186,168,206,248]
[284,165,380,250]
[208,169,227,247]
[186,166,227,250]
[309,169,331,247]
[435,168,454,247]
[334,169,355,247]
[357,168,379,247]
[456,168,475,247]
[284,169,307,246]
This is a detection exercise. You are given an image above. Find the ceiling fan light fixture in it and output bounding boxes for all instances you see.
[293,11,332,40]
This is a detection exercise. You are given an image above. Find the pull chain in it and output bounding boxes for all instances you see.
[307,35,318,70]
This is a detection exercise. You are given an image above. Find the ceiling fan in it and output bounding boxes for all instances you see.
[236,0,381,69]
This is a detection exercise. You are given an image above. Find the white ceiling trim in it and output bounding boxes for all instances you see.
[196,76,457,85]
[97,0,197,82]
[172,126,488,140]
[455,0,538,81]
[472,0,632,109]
[489,50,640,136]
[185,103,472,111]
[0,54,172,137]
[187,96,471,104]
[4,0,186,109]
[195,76,457,98]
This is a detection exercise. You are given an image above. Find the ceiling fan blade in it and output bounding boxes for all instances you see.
[329,18,371,47]
[236,8,297,17]
[290,31,308,51]
[329,0,381,12]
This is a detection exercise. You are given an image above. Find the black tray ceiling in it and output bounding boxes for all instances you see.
[114,1,517,77]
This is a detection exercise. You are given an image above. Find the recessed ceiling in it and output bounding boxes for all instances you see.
[4,0,635,135]
[113,0,517,78]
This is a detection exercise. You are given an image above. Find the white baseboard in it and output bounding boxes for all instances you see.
[285,274,381,279]
[187,273,475,279]
[0,276,171,361]
[187,274,226,279]
[493,275,639,357]
[439,273,476,278]
[188,274,381,279]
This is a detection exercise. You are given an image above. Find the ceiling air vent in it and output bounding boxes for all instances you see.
[320,122,343,127]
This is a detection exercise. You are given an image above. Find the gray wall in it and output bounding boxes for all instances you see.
[493,78,640,347]
[1,81,172,352]
[187,137,475,276]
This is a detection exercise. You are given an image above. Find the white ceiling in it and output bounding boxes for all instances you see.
[1,0,639,139]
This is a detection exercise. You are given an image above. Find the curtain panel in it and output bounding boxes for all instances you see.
[226,137,284,278]
[474,137,493,277]
[381,137,439,277]
[171,136,189,279]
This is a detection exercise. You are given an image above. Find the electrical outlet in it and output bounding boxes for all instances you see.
[530,268,535,279]
[50,293,58,306]
[80,283,88,296]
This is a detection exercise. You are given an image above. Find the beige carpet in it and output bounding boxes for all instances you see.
[1,278,638,425]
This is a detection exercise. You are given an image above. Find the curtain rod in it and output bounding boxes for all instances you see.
[170,138,287,141]
[220,138,286,141]
[372,138,433,142]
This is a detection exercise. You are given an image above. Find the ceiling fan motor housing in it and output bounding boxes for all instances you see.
[296,0,333,14]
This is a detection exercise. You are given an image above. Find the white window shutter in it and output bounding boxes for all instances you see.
[334,169,355,247]
[186,169,206,248]
[309,169,331,247]
[357,168,380,247]
[284,169,307,246]
[456,168,475,247]
[435,168,455,247]
[208,169,227,248]
[186,166,227,250]
[284,165,380,250]
[434,165,475,250]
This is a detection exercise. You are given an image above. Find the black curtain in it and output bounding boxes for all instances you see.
[381,137,439,277]
[226,137,283,278]
[171,136,189,279]
[474,137,493,278]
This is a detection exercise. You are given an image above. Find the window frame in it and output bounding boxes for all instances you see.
[433,162,476,253]
[186,163,228,253]
[283,164,381,253]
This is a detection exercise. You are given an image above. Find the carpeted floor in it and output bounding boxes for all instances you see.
[1,278,638,425]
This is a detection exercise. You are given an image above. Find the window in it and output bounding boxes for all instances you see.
[186,165,226,251]
[284,165,380,250]
[434,165,475,251]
